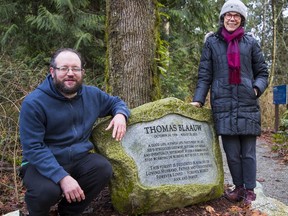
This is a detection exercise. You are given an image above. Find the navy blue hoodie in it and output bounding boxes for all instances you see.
[19,74,130,183]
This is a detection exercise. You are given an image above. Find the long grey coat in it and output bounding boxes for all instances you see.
[193,31,269,136]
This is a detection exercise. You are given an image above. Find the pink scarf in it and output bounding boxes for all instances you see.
[221,27,244,84]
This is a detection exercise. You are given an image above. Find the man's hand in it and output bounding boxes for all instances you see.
[59,176,85,203]
[190,102,202,108]
[105,113,127,141]
[253,88,258,97]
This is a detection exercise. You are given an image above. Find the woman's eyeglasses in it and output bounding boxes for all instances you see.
[225,13,241,21]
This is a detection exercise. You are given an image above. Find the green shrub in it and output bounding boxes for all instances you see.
[272,130,288,162]
[279,109,288,131]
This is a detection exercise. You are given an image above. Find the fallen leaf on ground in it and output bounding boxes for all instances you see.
[256,178,265,182]
[205,205,215,213]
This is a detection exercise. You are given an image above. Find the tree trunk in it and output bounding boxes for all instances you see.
[270,0,277,86]
[106,0,159,108]
[261,0,267,50]
[275,0,287,85]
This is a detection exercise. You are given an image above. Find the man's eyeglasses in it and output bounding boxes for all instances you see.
[225,13,241,21]
[54,66,83,74]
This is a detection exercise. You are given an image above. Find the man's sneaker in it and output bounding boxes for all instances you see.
[244,189,256,205]
[224,185,245,202]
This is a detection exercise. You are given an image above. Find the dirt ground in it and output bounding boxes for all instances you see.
[0,184,265,216]
[0,131,282,216]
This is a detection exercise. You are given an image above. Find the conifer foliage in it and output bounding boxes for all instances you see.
[0,0,106,71]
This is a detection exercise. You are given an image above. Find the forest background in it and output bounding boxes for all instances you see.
[0,0,288,214]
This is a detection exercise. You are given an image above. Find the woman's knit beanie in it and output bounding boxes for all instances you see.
[219,0,247,27]
[220,0,247,19]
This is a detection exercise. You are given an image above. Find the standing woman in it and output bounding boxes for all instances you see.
[191,0,268,205]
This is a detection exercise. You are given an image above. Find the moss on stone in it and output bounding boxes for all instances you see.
[129,97,213,125]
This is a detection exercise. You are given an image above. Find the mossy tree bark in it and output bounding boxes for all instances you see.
[106,0,159,108]
[269,0,276,86]
[274,0,287,86]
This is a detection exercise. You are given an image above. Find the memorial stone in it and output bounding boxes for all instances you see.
[91,97,224,215]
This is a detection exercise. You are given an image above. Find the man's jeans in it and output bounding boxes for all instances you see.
[19,153,112,216]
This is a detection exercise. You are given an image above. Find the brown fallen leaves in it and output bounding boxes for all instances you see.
[205,205,267,216]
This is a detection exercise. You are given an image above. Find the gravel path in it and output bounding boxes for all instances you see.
[221,138,288,205]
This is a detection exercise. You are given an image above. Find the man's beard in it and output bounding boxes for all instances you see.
[54,76,82,96]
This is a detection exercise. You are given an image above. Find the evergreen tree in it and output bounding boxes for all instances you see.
[0,0,106,85]
[159,0,219,100]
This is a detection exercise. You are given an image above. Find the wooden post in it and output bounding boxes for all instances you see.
[274,104,279,132]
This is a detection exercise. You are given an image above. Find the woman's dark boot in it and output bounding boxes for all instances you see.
[224,185,245,202]
[244,189,256,205]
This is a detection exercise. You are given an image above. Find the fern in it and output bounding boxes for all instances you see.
[74,31,93,49]
[26,6,64,32]
[0,1,17,20]
[53,0,75,14]
[53,0,91,12]
[1,24,18,47]
[74,10,105,31]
